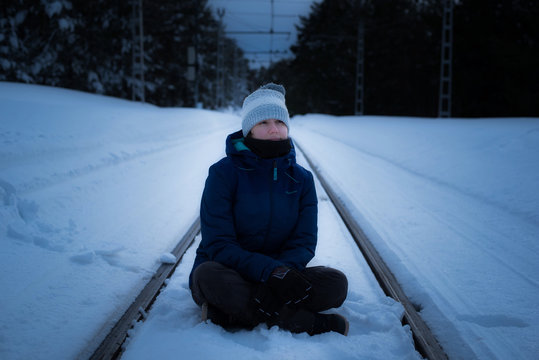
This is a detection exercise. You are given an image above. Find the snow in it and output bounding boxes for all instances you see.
[292,115,539,360]
[43,1,72,18]
[0,82,237,359]
[159,253,177,265]
[1,82,538,360]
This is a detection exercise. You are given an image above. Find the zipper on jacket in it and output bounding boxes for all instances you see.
[263,160,276,252]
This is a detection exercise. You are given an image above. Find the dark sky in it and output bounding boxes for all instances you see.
[207,0,318,68]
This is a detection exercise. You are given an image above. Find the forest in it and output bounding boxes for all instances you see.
[1,0,538,117]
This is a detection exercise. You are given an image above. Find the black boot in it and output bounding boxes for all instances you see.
[311,313,349,336]
[201,302,231,326]
[271,307,349,336]
[201,302,258,331]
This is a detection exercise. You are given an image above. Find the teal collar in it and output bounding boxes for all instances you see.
[232,137,250,152]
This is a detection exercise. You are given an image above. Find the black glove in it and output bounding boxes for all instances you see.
[253,283,282,319]
[266,266,312,306]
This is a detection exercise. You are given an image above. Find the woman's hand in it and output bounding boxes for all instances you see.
[253,266,312,319]
[267,266,312,305]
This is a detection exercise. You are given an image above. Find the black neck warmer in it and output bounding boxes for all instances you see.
[244,136,292,159]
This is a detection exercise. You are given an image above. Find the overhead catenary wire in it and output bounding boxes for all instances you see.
[208,0,313,67]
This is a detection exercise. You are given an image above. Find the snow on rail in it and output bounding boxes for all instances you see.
[89,219,200,360]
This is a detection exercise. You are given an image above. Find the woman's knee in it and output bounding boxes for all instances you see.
[331,268,348,307]
[191,261,254,303]
[192,261,226,285]
[304,266,348,310]
[191,261,228,305]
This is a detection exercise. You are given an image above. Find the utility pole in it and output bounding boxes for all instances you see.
[216,8,225,108]
[232,47,239,106]
[131,0,145,103]
[187,46,197,105]
[438,0,453,117]
[191,1,200,107]
[270,0,274,66]
[355,18,365,115]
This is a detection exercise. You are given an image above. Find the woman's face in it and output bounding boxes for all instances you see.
[250,119,288,140]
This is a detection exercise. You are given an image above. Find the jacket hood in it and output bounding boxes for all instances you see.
[225,130,297,169]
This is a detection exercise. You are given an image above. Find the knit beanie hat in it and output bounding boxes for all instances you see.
[241,83,290,137]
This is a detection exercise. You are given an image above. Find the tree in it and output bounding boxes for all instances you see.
[1,0,79,86]
[266,0,538,117]
[0,0,251,108]
[453,0,539,116]
[288,0,358,115]
[279,0,441,116]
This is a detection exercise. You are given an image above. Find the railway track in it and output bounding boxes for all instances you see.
[298,146,448,360]
[89,151,448,360]
[89,219,200,360]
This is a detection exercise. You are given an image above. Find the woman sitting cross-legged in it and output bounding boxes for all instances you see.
[189,83,349,336]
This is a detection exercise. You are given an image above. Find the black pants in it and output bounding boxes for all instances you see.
[190,261,348,328]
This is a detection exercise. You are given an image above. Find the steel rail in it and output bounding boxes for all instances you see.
[297,144,448,360]
[89,218,200,360]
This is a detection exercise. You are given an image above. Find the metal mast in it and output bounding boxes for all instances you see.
[438,0,453,117]
[355,18,365,115]
[270,0,274,66]
[216,8,225,108]
[131,0,145,103]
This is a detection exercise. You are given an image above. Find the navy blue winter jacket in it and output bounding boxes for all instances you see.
[189,130,318,286]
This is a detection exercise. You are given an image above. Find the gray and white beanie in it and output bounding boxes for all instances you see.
[241,83,290,137]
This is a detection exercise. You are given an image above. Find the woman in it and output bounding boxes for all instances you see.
[189,83,349,336]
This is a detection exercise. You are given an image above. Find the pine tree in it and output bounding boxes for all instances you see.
[453,0,539,116]
[0,0,251,108]
[1,0,77,86]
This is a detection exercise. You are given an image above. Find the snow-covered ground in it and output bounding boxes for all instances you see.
[0,83,238,359]
[1,83,538,359]
[292,115,539,360]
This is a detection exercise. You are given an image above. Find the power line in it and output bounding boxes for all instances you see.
[226,31,290,35]
[230,12,299,17]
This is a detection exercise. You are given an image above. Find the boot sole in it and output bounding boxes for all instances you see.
[339,314,350,336]
[201,302,209,322]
